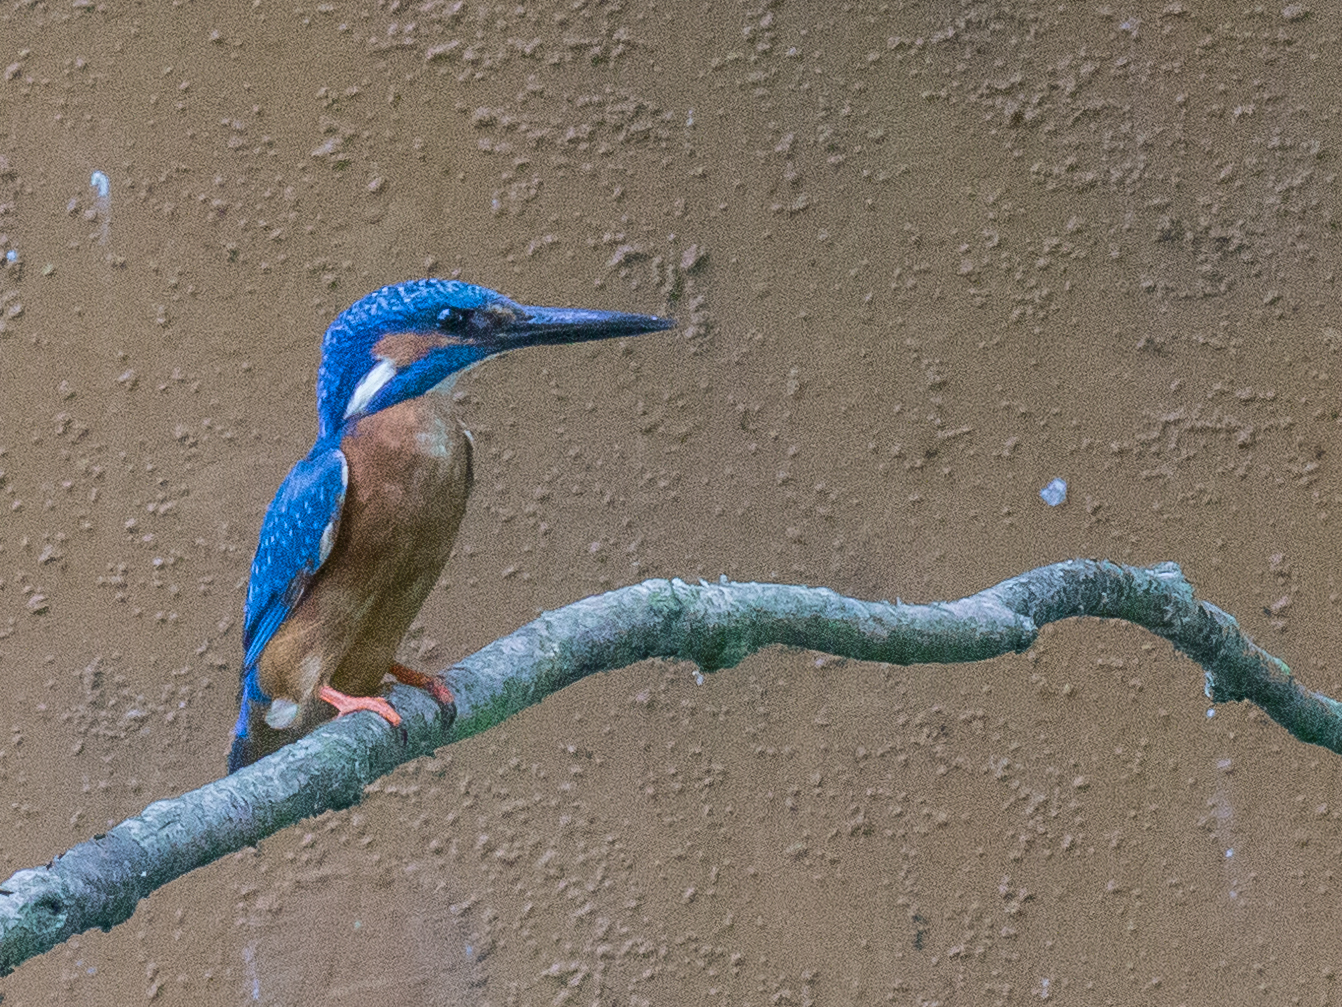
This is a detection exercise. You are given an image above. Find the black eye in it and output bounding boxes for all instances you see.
[437,306,467,328]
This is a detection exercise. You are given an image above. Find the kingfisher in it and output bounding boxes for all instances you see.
[228,279,674,771]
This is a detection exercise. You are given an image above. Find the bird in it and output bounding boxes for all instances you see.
[228,278,674,771]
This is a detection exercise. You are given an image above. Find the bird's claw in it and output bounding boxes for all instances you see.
[317,684,402,727]
[389,662,455,709]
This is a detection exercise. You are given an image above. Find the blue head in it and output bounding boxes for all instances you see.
[317,279,675,439]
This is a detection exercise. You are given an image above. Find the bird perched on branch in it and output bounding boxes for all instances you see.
[229,279,674,771]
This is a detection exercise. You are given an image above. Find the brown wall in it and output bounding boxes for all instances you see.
[1,2,1339,1002]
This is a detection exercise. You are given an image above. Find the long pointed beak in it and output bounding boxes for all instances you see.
[498,304,675,347]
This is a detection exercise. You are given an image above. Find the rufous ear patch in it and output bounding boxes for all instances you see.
[371,330,465,366]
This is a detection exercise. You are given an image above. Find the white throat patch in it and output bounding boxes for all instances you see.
[344,358,398,420]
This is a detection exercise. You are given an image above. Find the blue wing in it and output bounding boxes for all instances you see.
[241,441,349,679]
[232,441,347,766]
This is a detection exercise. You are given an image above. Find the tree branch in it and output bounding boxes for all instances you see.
[2,558,1337,975]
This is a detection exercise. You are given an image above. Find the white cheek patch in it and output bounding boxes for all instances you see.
[344,357,398,420]
[265,697,301,729]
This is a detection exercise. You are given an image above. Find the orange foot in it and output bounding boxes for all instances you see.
[318,684,402,727]
[389,662,455,707]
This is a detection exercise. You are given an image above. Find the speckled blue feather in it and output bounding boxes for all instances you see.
[236,439,348,721]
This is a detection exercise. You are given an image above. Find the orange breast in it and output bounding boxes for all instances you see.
[255,393,473,704]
